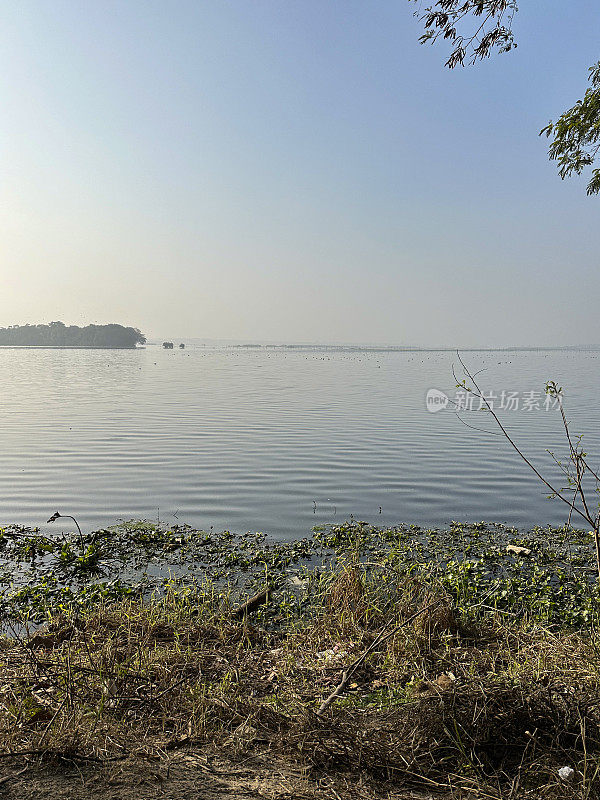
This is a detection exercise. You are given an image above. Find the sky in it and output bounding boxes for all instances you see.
[1,0,599,346]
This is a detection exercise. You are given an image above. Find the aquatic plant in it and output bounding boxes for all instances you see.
[2,516,600,628]
[454,353,600,585]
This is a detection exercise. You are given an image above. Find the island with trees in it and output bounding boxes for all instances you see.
[0,322,146,348]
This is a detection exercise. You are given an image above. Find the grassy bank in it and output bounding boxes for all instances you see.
[1,521,600,797]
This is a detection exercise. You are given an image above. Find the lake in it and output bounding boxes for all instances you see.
[0,345,598,539]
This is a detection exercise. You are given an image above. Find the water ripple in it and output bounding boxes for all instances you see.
[0,346,598,537]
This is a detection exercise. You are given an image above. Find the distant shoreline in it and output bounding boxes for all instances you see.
[0,322,146,349]
[169,342,600,353]
[0,345,144,350]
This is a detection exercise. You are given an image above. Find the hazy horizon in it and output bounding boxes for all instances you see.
[2,1,598,346]
[2,322,600,351]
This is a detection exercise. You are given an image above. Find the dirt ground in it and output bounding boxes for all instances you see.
[0,750,447,800]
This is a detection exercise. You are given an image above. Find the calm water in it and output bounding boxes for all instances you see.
[1,345,599,539]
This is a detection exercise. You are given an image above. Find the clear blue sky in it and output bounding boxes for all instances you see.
[1,0,598,345]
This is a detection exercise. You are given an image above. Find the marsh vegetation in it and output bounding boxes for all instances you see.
[1,519,600,797]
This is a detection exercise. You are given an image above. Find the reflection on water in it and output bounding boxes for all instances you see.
[0,345,598,538]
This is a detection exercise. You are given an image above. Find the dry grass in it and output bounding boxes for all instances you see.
[1,564,600,798]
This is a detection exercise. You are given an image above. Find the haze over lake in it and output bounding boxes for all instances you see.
[1,344,598,539]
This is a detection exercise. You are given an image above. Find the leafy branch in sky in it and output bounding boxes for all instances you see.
[411,1,600,194]
[541,62,600,196]
[410,0,518,68]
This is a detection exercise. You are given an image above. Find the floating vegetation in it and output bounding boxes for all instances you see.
[0,522,317,623]
[314,519,600,627]
[1,518,600,627]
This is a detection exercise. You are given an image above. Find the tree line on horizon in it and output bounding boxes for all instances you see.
[0,322,146,348]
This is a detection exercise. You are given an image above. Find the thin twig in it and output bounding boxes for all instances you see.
[316,599,442,715]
